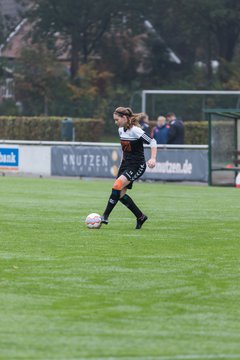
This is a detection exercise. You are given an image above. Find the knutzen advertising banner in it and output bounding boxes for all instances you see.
[51,146,122,178]
[51,146,208,182]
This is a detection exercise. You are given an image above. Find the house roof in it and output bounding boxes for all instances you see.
[0,0,36,53]
[0,17,72,61]
[0,18,30,57]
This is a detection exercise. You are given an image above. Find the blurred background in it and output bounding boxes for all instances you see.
[0,0,240,139]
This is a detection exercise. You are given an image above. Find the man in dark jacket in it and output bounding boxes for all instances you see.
[166,112,184,144]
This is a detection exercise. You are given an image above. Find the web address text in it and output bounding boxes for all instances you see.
[147,160,192,174]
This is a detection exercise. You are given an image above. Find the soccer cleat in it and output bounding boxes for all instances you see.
[135,214,148,229]
[100,215,109,225]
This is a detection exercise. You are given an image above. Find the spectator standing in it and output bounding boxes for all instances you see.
[152,115,169,144]
[138,112,151,136]
[166,112,185,144]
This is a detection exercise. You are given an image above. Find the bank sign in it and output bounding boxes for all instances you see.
[0,147,19,170]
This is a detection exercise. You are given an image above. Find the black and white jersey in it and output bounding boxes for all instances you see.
[118,125,157,164]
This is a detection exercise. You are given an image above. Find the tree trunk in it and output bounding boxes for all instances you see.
[206,27,213,84]
[44,95,48,116]
[216,24,240,62]
[70,32,80,80]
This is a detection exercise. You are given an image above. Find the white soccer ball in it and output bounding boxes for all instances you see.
[85,213,102,229]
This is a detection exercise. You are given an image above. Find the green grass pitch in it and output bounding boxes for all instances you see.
[0,176,240,360]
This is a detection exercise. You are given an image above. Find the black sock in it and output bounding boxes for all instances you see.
[103,189,121,218]
[120,194,143,219]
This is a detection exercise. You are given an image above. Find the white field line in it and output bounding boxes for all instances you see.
[45,354,240,360]
[93,356,240,360]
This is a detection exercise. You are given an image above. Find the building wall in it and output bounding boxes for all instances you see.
[0,0,22,20]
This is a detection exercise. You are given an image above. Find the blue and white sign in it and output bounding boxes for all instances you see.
[0,147,19,170]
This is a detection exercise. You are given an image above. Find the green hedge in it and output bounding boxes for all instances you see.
[0,116,104,142]
[149,120,208,145]
[0,116,208,144]
[184,121,208,144]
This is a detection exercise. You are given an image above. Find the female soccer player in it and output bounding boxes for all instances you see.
[101,106,157,229]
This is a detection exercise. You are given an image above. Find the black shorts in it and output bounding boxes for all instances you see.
[117,161,146,189]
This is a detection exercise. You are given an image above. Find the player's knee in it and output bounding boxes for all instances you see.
[112,178,123,191]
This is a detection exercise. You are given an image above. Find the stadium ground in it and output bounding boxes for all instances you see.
[0,176,239,360]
